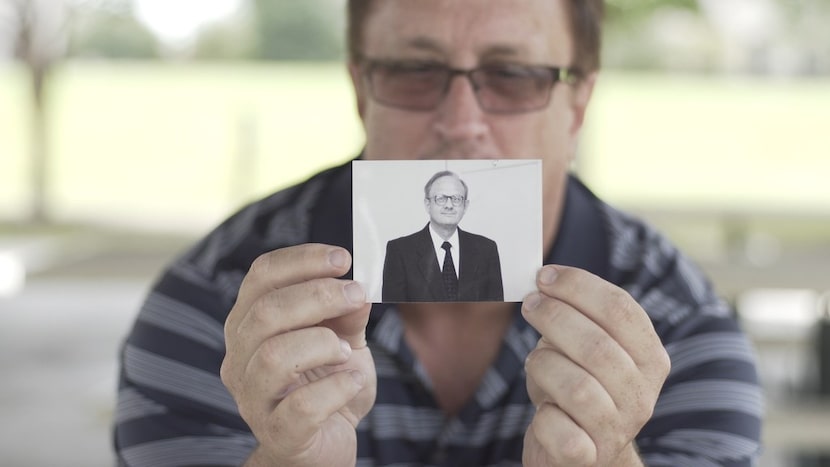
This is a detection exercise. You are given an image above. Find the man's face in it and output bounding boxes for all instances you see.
[425,175,468,229]
[350,0,596,240]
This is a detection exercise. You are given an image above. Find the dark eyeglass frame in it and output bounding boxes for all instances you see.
[359,57,582,114]
[428,194,467,207]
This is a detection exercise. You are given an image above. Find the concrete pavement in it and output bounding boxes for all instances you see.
[0,228,188,466]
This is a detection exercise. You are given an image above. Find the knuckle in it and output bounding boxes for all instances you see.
[524,348,542,372]
[610,287,636,315]
[259,336,288,370]
[554,269,580,296]
[540,299,566,328]
[219,358,235,389]
[309,326,339,350]
[309,280,339,307]
[656,346,672,377]
[634,391,656,424]
[223,317,236,343]
[249,252,273,276]
[569,372,595,407]
[250,291,283,326]
[237,400,258,427]
[525,347,558,380]
[620,382,656,431]
[557,431,594,465]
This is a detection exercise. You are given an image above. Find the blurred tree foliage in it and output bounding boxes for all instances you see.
[193,0,343,60]
[69,0,159,59]
[250,0,343,60]
[192,19,256,60]
[606,0,699,19]
[45,0,829,72]
[603,0,710,71]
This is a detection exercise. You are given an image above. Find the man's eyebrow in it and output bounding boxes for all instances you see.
[397,37,526,60]
[480,44,525,60]
[402,36,445,54]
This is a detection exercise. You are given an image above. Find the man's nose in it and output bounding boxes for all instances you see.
[433,75,488,143]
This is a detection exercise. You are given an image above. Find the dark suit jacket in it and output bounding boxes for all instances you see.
[382,224,504,302]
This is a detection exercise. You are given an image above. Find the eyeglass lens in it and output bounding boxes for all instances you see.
[367,62,565,113]
[434,195,465,206]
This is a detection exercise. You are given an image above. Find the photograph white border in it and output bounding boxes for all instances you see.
[353,159,543,303]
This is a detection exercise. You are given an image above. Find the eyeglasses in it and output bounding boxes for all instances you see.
[360,59,581,114]
[430,195,466,206]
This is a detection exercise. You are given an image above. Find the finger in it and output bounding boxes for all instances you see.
[530,403,597,466]
[234,278,367,363]
[243,327,352,413]
[228,244,353,331]
[271,369,366,451]
[525,347,621,450]
[321,305,372,349]
[522,292,636,402]
[534,265,664,367]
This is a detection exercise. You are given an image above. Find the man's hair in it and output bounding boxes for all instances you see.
[346,0,605,75]
[424,171,468,199]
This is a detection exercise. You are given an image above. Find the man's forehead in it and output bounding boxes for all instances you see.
[362,0,571,62]
[431,176,464,192]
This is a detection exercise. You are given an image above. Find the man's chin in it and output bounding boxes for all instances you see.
[434,219,460,228]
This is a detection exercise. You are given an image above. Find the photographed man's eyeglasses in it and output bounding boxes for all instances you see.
[430,195,467,207]
[360,58,582,114]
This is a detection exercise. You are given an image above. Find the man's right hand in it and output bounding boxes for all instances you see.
[221,244,376,467]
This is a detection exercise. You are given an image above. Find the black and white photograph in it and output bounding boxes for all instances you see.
[353,159,542,303]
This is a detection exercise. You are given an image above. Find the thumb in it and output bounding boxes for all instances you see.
[323,300,371,349]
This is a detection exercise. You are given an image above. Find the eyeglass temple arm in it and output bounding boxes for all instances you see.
[557,67,582,84]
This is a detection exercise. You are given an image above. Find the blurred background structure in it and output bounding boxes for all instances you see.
[0,0,828,465]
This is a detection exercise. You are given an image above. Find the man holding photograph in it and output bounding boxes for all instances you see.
[382,170,504,302]
[114,0,763,466]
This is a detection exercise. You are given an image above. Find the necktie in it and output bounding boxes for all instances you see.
[441,241,458,300]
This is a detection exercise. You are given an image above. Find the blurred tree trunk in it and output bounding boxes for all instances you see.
[9,0,68,224]
[28,59,49,223]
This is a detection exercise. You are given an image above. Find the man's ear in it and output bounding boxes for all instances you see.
[348,62,367,120]
[569,71,598,136]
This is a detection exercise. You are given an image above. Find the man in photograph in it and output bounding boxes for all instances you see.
[382,170,504,302]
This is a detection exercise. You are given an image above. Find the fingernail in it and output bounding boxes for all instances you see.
[349,370,365,386]
[339,339,352,357]
[344,282,365,304]
[524,293,542,311]
[329,249,349,269]
[539,266,558,285]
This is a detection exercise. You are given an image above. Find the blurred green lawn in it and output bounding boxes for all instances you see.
[1,62,827,232]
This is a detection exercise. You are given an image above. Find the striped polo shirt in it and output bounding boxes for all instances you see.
[114,160,763,466]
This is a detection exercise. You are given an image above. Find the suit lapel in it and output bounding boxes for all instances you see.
[414,225,446,300]
[456,228,480,299]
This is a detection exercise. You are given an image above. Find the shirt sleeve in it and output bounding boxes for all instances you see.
[113,262,256,467]
[601,202,764,466]
[637,313,763,466]
[632,257,763,466]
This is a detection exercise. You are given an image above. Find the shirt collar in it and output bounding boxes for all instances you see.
[428,224,459,251]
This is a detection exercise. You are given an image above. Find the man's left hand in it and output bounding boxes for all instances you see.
[521,265,671,466]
